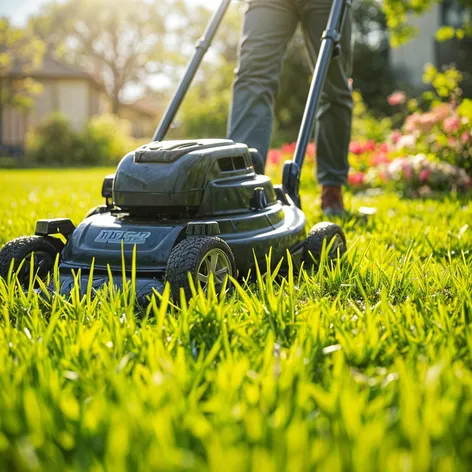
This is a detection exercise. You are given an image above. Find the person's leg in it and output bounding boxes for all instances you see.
[298,0,353,213]
[227,0,298,168]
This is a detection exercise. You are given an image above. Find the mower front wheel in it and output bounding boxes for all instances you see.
[166,236,236,301]
[0,235,63,287]
[304,222,346,268]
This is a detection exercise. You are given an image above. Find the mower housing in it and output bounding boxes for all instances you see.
[112,139,276,216]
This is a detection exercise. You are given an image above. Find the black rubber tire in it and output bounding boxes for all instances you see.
[0,235,61,286]
[303,222,347,267]
[166,236,236,301]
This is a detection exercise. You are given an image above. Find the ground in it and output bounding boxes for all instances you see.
[0,168,471,471]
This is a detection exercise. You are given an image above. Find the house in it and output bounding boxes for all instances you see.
[0,55,108,153]
[0,55,161,154]
[120,97,163,140]
[390,0,472,95]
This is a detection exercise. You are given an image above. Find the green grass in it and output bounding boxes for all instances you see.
[0,168,471,472]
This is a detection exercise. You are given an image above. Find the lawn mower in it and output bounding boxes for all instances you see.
[0,0,350,303]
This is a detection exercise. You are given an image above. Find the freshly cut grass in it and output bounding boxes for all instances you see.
[0,168,471,471]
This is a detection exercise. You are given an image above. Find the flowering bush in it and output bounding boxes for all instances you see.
[267,141,316,167]
[364,154,471,196]
[266,65,472,197]
[387,90,407,106]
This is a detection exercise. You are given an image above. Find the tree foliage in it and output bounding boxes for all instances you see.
[176,2,242,139]
[0,18,45,110]
[384,0,472,46]
[351,0,397,113]
[30,0,172,113]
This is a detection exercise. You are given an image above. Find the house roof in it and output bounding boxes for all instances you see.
[122,97,163,118]
[8,55,105,90]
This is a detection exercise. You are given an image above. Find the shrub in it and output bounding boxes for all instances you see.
[26,113,82,165]
[363,154,471,196]
[266,65,472,197]
[80,113,135,165]
[351,90,393,142]
[384,66,472,177]
[26,112,136,166]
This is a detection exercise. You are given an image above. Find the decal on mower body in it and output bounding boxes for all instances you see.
[94,230,151,245]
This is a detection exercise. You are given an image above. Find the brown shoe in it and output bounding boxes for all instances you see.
[321,186,345,217]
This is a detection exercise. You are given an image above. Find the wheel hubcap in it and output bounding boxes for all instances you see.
[196,248,231,292]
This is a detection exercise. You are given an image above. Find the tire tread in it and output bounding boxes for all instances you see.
[303,222,346,266]
[166,236,235,300]
[0,235,60,280]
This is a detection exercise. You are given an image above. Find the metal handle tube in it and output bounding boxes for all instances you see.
[292,0,349,171]
[152,0,232,142]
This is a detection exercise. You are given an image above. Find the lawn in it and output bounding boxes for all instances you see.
[0,168,471,471]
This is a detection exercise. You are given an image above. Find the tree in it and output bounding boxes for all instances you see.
[351,0,397,113]
[177,2,242,139]
[0,19,45,144]
[383,0,472,46]
[30,0,172,114]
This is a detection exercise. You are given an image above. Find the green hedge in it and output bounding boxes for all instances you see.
[26,112,136,166]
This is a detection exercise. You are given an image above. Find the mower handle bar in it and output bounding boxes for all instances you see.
[293,0,350,171]
[284,0,351,208]
[152,0,232,142]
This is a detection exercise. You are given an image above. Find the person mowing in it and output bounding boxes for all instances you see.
[227,0,353,217]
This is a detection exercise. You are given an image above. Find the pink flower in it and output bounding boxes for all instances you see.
[404,113,421,133]
[365,140,376,152]
[402,163,413,180]
[391,130,402,144]
[349,141,364,155]
[419,169,431,183]
[348,171,365,186]
[369,152,390,167]
[387,91,407,106]
[379,142,390,153]
[418,112,439,132]
[461,131,470,143]
[443,115,461,133]
[281,142,296,155]
[267,149,282,165]
[306,142,316,157]
[433,103,452,121]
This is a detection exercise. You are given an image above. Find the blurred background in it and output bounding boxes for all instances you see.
[0,0,471,169]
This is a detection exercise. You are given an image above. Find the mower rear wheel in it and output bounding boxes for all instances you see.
[0,235,62,287]
[304,222,346,267]
[166,236,236,301]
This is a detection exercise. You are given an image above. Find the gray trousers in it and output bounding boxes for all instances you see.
[227,0,353,186]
